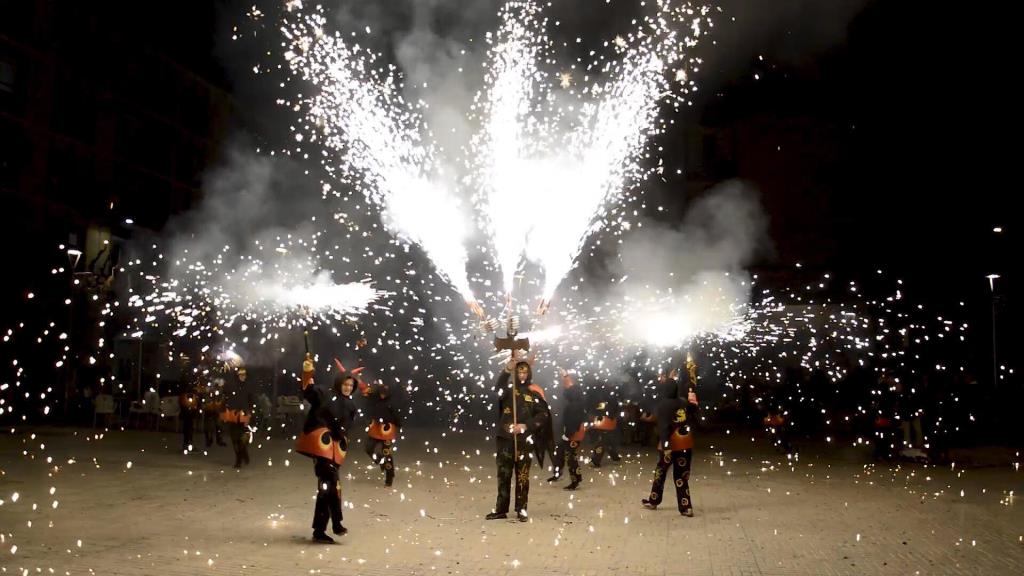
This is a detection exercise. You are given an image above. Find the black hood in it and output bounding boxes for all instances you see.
[659,379,679,399]
[563,383,583,402]
[333,374,356,397]
[514,361,533,386]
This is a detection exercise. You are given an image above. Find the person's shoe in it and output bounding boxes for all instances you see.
[312,531,335,544]
[680,508,694,517]
[642,499,657,510]
[516,511,528,522]
[564,481,580,491]
[332,524,348,536]
[546,475,560,483]
[485,512,507,520]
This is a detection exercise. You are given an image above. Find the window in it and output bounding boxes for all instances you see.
[0,118,29,189]
[0,51,29,116]
[0,60,14,93]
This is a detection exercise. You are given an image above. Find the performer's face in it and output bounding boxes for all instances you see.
[516,364,530,384]
[340,378,354,396]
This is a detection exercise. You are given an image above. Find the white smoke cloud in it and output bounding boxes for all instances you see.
[620,179,768,283]
[606,179,769,348]
[158,143,382,326]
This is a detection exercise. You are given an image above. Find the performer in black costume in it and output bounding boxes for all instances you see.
[297,355,357,543]
[547,370,585,490]
[221,367,254,469]
[485,359,551,522]
[358,375,402,487]
[179,379,199,453]
[589,385,622,467]
[642,363,700,516]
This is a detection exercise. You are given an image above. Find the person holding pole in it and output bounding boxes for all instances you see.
[642,357,700,517]
[486,355,550,522]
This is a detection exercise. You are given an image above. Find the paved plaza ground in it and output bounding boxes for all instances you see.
[1,426,1022,575]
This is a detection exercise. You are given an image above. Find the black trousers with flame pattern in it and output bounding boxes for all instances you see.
[647,448,692,513]
[365,437,395,483]
[495,437,531,514]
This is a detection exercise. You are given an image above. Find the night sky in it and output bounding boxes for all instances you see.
[0,0,1016,357]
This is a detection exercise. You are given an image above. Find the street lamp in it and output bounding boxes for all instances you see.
[63,245,82,420]
[986,274,1000,388]
[986,274,1000,292]
[67,247,82,269]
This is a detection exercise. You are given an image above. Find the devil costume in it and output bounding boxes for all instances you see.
[220,368,254,468]
[486,361,551,522]
[296,355,357,543]
[589,387,622,467]
[179,380,200,453]
[548,372,585,489]
[200,377,226,448]
[642,368,699,516]
[359,379,402,486]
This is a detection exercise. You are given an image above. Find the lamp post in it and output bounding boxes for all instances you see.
[986,274,1000,389]
[64,246,82,419]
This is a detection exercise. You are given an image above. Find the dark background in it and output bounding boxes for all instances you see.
[0,1,1016,399]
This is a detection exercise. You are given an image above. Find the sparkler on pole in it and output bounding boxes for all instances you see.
[685,351,699,405]
[495,313,530,464]
[536,298,550,316]
[473,0,714,309]
[279,7,478,308]
[301,330,314,389]
[266,1,714,325]
[130,231,388,340]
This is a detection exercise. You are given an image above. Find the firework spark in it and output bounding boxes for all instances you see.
[280,8,478,308]
[123,234,387,342]
[473,0,713,304]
